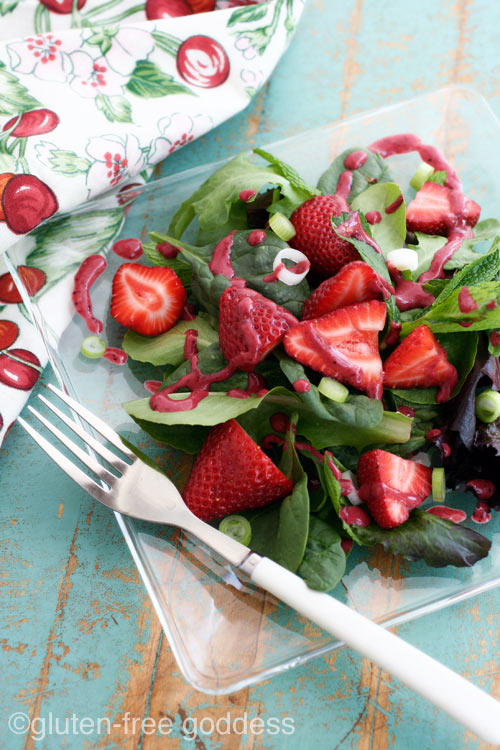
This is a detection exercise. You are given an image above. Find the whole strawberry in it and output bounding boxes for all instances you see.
[219,285,297,372]
[289,195,359,276]
[183,419,294,521]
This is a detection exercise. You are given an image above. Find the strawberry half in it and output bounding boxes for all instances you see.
[110,263,186,336]
[301,261,393,320]
[406,182,481,236]
[284,300,386,399]
[219,285,298,372]
[357,449,432,529]
[289,195,359,276]
[183,419,294,521]
[383,324,458,402]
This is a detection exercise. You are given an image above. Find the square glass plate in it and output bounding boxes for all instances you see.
[7,85,500,695]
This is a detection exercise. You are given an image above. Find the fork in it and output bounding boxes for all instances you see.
[18,384,500,744]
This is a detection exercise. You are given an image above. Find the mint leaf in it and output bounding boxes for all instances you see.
[123,317,218,367]
[126,60,195,98]
[142,241,192,288]
[297,516,346,591]
[317,148,393,200]
[355,509,491,567]
[253,147,320,198]
[351,182,406,254]
[427,170,447,185]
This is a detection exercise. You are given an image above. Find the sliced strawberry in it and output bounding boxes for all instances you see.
[301,261,392,320]
[357,449,432,529]
[289,195,359,276]
[110,263,186,337]
[406,182,480,236]
[219,285,297,372]
[183,419,294,521]
[284,300,386,399]
[383,324,458,402]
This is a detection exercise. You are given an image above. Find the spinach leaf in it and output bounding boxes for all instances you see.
[123,317,218,367]
[351,182,406,253]
[279,413,303,482]
[127,416,208,454]
[167,152,316,239]
[355,509,491,567]
[323,454,364,544]
[317,147,393,200]
[151,230,309,318]
[297,516,346,591]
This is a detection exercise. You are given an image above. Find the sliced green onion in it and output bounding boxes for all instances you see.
[269,212,296,242]
[318,377,349,403]
[81,335,106,360]
[219,515,252,546]
[432,467,446,503]
[410,163,434,191]
[476,389,500,423]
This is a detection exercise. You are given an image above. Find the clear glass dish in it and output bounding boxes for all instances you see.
[7,85,500,695]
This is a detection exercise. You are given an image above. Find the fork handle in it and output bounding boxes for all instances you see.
[247,556,500,744]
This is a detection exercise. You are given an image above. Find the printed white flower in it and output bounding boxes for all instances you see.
[69,51,125,99]
[148,113,213,164]
[235,35,258,60]
[241,68,264,89]
[7,33,71,83]
[83,28,154,77]
[85,134,145,197]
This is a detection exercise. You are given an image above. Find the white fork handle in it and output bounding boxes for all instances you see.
[250,557,500,744]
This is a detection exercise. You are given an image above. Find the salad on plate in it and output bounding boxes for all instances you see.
[73,132,500,593]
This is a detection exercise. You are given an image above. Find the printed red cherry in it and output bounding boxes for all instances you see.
[3,109,60,138]
[0,348,41,390]
[145,0,192,18]
[0,173,15,222]
[176,36,230,88]
[38,0,86,13]
[2,175,58,234]
[0,266,46,303]
[0,321,19,349]
[189,0,216,11]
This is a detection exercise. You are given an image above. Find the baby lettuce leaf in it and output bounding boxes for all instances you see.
[408,233,448,280]
[351,182,406,253]
[317,147,393,201]
[151,230,309,318]
[388,331,478,405]
[297,516,346,591]
[167,152,317,239]
[123,317,218,367]
[355,509,491,567]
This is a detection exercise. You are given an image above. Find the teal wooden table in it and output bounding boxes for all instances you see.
[2,2,500,748]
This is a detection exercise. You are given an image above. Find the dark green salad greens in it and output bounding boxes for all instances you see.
[118,143,500,593]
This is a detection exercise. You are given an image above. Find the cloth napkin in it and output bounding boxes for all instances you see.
[0,0,305,445]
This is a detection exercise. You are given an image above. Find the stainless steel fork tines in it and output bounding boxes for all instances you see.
[18,384,251,568]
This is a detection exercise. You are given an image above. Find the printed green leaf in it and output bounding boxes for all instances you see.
[351,182,406,253]
[44,149,91,175]
[152,31,180,57]
[86,28,118,56]
[126,60,195,98]
[26,209,124,291]
[95,93,132,123]
[0,64,41,115]
[0,0,19,14]
[123,317,218,367]
[297,516,346,591]
[228,4,269,25]
[317,147,394,200]
[355,509,491,567]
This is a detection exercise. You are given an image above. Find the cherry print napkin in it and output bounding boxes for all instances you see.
[0,0,305,444]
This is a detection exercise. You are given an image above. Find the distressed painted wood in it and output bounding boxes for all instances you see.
[1,1,500,748]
